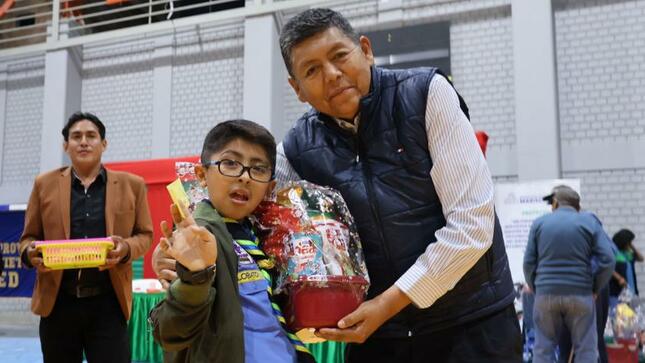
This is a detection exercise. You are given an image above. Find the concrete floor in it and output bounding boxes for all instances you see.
[0,324,154,363]
[0,325,42,363]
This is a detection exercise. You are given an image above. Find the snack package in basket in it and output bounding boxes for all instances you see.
[607,294,642,363]
[610,288,644,341]
[174,161,208,212]
[613,302,638,340]
[251,181,370,333]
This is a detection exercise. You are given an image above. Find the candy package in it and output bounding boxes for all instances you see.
[252,181,370,330]
[613,302,639,340]
[174,161,208,212]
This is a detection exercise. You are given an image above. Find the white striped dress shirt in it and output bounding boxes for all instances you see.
[275,74,495,309]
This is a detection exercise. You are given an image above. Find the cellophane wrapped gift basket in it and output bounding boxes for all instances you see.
[252,181,370,331]
[172,162,370,332]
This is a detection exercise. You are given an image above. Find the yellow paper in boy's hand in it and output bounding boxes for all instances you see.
[166,178,189,219]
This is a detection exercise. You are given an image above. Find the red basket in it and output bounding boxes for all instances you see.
[607,338,638,363]
[285,275,369,330]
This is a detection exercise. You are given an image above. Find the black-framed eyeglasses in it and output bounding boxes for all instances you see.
[204,159,274,183]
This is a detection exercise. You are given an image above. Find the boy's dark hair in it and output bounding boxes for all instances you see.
[62,112,106,141]
[201,119,276,171]
[613,229,636,251]
[279,8,359,77]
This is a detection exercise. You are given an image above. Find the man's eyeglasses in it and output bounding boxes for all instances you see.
[204,159,273,183]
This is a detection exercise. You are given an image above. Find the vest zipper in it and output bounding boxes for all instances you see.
[357,140,392,265]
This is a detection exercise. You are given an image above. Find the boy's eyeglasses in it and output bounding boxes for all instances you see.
[204,159,274,183]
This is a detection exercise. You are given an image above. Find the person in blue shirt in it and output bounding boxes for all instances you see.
[556,211,617,363]
[524,185,615,363]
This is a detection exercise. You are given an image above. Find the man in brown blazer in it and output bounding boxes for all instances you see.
[19,112,153,363]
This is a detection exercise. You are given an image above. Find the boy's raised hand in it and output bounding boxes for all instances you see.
[159,202,217,272]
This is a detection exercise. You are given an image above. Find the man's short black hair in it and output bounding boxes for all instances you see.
[62,112,106,141]
[200,119,276,171]
[613,229,635,251]
[279,8,359,77]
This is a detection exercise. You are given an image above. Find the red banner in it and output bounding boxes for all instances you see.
[106,156,199,278]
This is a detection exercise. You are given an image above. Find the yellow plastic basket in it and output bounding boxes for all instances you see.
[35,238,114,270]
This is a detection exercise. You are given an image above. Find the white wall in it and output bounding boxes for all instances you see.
[555,0,645,288]
[0,0,644,291]
[170,22,245,157]
[81,41,155,162]
[0,57,44,204]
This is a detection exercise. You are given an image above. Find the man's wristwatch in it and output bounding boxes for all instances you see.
[176,262,216,285]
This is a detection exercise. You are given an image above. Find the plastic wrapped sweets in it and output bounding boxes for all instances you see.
[174,161,208,212]
[252,181,370,330]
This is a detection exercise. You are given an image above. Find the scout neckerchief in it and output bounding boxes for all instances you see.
[223,218,313,359]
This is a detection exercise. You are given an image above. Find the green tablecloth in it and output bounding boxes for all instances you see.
[307,341,346,363]
[129,292,164,363]
[128,291,345,363]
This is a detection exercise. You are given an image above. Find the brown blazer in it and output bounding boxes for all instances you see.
[19,166,153,320]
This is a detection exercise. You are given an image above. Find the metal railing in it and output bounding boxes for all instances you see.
[60,0,244,34]
[0,0,344,57]
[0,0,52,49]
[0,0,245,50]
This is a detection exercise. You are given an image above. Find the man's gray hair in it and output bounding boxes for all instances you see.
[552,185,581,210]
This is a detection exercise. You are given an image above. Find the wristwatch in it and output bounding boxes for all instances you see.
[176,262,216,285]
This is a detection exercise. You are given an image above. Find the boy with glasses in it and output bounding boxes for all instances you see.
[151,119,314,363]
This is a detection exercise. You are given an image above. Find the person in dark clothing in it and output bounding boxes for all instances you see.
[19,112,153,363]
[277,8,521,363]
[609,229,642,307]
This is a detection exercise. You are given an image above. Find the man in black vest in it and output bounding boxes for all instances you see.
[152,7,522,363]
[276,8,521,363]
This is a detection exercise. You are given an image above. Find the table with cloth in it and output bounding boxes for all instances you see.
[129,292,164,363]
[128,292,346,363]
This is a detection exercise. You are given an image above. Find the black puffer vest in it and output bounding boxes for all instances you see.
[283,66,514,337]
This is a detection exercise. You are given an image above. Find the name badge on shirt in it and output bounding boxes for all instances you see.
[238,270,263,284]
